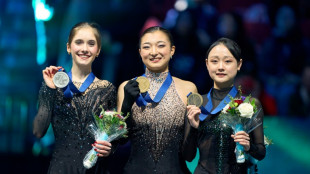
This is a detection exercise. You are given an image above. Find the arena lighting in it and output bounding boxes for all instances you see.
[32,0,53,21]
[32,0,53,65]
[174,0,188,12]
[35,22,47,65]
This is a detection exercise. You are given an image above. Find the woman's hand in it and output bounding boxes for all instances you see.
[42,66,63,89]
[231,131,250,151]
[92,140,112,157]
[186,105,201,129]
[123,80,140,103]
[121,80,140,113]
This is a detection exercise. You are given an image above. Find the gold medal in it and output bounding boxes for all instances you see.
[187,92,203,107]
[136,76,150,93]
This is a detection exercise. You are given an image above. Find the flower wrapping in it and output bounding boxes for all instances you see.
[83,106,129,169]
[219,86,262,163]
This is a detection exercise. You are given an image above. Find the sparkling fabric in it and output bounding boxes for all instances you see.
[33,80,116,174]
[183,87,266,174]
[124,69,189,174]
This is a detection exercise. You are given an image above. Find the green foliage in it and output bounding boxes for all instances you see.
[92,105,129,138]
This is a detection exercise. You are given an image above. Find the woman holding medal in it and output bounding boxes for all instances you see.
[182,38,266,174]
[117,26,197,174]
[33,22,116,174]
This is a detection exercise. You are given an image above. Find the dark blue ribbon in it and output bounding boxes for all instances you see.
[61,70,95,98]
[135,72,173,107]
[199,86,238,121]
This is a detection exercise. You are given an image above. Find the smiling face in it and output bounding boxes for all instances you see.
[67,26,101,68]
[206,44,242,89]
[139,30,175,73]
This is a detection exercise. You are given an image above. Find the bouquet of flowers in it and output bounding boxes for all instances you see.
[219,86,262,163]
[83,105,129,169]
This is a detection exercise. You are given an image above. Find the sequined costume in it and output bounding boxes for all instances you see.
[124,69,190,174]
[33,80,116,174]
[183,87,266,174]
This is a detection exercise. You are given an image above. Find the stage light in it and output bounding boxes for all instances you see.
[32,0,53,21]
[32,0,53,65]
[174,0,188,12]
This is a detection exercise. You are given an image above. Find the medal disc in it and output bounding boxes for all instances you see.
[53,71,70,88]
[136,76,150,93]
[187,93,203,107]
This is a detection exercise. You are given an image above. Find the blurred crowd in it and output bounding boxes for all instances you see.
[39,0,310,117]
[158,0,310,117]
[1,0,310,173]
[103,0,310,117]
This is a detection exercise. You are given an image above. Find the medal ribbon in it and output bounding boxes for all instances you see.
[61,70,95,98]
[135,72,173,107]
[199,86,238,121]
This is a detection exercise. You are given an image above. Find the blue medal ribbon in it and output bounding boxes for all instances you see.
[199,86,238,121]
[135,72,173,107]
[61,69,95,98]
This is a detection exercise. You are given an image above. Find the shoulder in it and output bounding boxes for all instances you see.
[117,80,130,92]
[94,79,115,88]
[249,96,262,108]
[117,80,132,96]
[173,77,197,93]
[118,80,129,89]
[91,79,116,95]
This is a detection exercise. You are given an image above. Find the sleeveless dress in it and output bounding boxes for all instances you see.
[33,80,116,174]
[124,69,190,174]
[183,87,266,174]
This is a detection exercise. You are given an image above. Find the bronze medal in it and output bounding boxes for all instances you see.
[187,92,203,107]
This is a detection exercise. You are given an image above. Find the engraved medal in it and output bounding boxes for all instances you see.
[136,76,150,93]
[53,71,70,88]
[187,92,203,107]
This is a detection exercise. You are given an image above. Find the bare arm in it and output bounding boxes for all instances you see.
[117,81,127,113]
[173,77,198,105]
[174,78,200,161]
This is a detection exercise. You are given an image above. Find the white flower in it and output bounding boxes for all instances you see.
[222,104,230,114]
[104,111,117,116]
[237,103,254,118]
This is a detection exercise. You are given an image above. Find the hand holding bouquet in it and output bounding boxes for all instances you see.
[219,86,262,163]
[83,106,129,169]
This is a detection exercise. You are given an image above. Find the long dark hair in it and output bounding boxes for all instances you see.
[206,37,242,62]
[139,26,174,48]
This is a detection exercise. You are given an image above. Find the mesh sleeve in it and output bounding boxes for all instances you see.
[33,82,56,138]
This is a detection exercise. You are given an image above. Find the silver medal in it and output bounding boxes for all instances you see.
[53,71,70,88]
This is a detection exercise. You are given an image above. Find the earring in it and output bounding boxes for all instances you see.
[170,56,172,60]
[68,52,71,55]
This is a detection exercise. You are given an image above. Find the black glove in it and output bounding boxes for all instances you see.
[121,79,140,115]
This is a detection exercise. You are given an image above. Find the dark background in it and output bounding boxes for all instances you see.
[0,0,310,173]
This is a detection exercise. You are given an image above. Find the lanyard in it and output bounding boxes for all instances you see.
[63,70,95,98]
[136,72,172,107]
[199,86,238,121]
